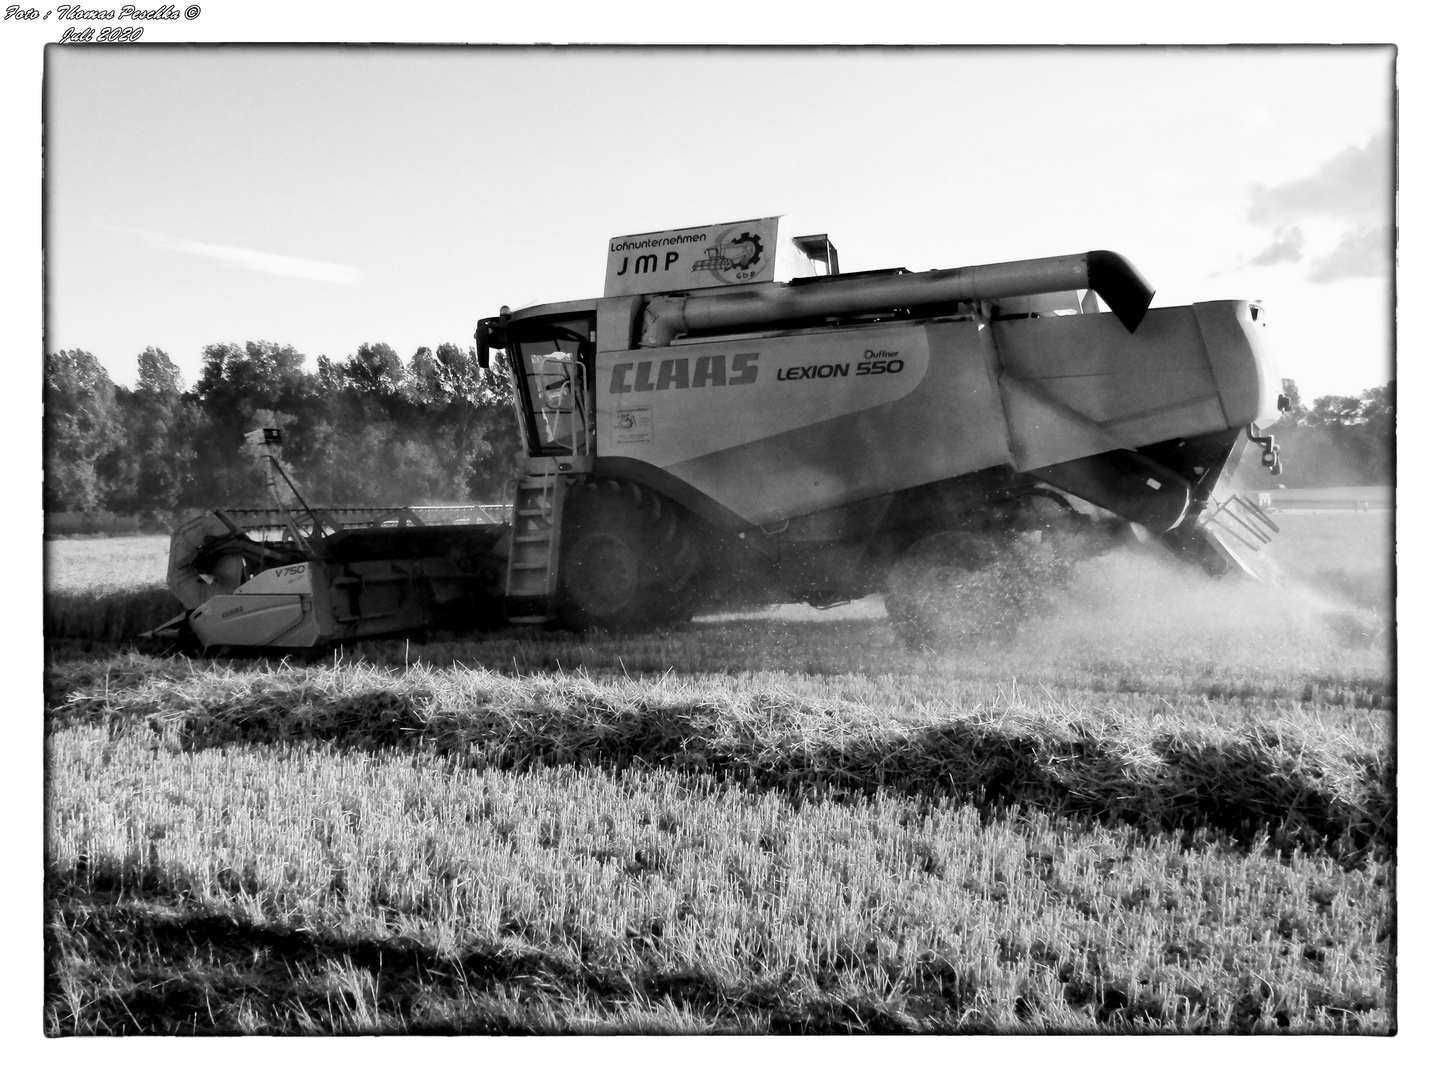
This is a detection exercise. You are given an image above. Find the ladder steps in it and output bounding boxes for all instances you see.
[503,472,567,617]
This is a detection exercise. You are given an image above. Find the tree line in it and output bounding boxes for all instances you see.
[44,341,522,522]
[43,344,1394,522]
[1231,378,1396,490]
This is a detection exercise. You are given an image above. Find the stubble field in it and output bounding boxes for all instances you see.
[43,512,1395,1034]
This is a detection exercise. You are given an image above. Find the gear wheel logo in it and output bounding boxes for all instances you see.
[729,232,764,269]
[691,226,770,283]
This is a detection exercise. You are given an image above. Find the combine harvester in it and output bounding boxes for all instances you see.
[157,216,1285,652]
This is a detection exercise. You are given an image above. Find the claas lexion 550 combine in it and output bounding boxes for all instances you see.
[156,216,1285,653]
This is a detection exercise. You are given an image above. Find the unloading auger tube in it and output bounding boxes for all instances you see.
[640,250,1155,347]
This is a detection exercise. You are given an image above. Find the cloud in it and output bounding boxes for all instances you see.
[1247,131,1392,227]
[1247,225,1305,267]
[123,228,361,285]
[1306,224,1393,283]
[1242,131,1392,282]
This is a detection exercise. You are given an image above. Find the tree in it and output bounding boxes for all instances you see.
[406,346,443,408]
[344,342,406,402]
[1304,380,1395,485]
[188,341,314,506]
[194,340,308,413]
[41,334,528,517]
[1233,379,1395,488]
[314,353,347,397]
[115,347,198,518]
[464,354,523,501]
[44,349,122,512]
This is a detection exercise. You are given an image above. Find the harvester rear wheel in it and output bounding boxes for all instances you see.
[885,528,1066,650]
[558,480,698,633]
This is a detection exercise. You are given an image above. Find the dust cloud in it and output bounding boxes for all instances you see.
[1009,541,1386,668]
[704,528,1391,668]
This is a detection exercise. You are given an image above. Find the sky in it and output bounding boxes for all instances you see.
[42,44,1396,402]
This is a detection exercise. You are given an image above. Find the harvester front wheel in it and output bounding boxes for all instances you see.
[558,480,698,633]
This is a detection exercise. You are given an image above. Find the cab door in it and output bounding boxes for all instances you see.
[503,311,597,457]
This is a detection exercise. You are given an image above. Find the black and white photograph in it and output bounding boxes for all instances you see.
[13,3,1426,1057]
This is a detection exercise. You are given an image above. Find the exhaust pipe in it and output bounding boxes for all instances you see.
[642,250,1155,347]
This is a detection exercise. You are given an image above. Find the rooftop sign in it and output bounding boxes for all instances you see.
[604,216,802,298]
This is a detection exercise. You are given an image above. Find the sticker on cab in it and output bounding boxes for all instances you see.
[614,406,652,444]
